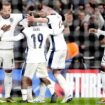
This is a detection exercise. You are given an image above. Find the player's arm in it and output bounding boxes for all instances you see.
[89,28,105,38]
[50,23,64,35]
[28,15,48,23]
[96,29,105,36]
[2,33,24,41]
[47,16,64,35]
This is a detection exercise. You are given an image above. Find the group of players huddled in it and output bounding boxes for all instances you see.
[0,0,72,103]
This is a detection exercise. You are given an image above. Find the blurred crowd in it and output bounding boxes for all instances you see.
[0,0,105,69]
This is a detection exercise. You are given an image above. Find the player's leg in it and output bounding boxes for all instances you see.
[34,68,55,102]
[21,76,32,102]
[100,55,105,102]
[34,82,46,102]
[3,50,15,102]
[53,70,72,103]
[35,63,57,103]
[21,63,36,103]
[40,78,57,103]
[4,70,15,102]
[50,50,72,103]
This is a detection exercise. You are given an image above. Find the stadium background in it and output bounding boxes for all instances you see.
[0,0,105,99]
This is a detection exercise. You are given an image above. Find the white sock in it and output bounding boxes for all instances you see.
[101,71,105,93]
[46,77,55,95]
[4,72,12,98]
[27,86,33,100]
[21,89,27,101]
[55,73,70,96]
[39,83,46,99]
[47,84,55,95]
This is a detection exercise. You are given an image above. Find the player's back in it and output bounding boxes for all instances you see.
[23,25,52,63]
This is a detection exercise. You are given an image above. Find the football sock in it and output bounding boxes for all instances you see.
[21,89,27,101]
[47,84,55,95]
[39,83,46,99]
[55,73,70,96]
[4,72,12,98]
[27,86,33,100]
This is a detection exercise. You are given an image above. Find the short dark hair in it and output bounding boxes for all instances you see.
[2,1,11,6]
[68,35,75,42]
[99,35,105,41]
[27,5,35,11]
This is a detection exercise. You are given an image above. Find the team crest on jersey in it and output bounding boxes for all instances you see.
[10,18,13,23]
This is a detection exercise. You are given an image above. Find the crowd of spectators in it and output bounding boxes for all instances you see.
[0,0,105,69]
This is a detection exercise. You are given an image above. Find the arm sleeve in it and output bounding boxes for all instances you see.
[53,24,64,35]
[2,33,24,41]
[95,29,105,38]
[47,15,64,35]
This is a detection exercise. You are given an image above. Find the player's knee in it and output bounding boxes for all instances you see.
[21,76,32,87]
[40,78,51,85]
[53,70,60,75]
[5,69,12,73]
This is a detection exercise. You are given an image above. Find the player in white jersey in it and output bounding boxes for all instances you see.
[89,28,105,102]
[2,21,61,103]
[0,2,23,102]
[28,4,72,103]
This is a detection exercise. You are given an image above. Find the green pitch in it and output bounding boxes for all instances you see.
[0,98,103,105]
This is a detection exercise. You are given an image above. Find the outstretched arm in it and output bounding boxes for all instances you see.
[89,28,105,38]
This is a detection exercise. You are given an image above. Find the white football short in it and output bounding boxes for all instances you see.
[47,50,67,69]
[0,49,14,70]
[23,62,48,79]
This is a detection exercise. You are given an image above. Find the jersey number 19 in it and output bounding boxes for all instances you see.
[31,33,43,48]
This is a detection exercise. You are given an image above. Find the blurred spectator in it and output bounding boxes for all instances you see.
[66,35,86,69]
[76,9,88,32]
[67,35,79,59]
[53,0,65,20]
[94,7,105,29]
[63,10,73,36]
[85,3,94,14]
[98,3,105,20]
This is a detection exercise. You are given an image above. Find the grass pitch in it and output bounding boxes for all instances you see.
[0,98,103,105]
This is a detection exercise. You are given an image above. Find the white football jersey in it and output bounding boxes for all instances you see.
[19,18,28,28]
[22,25,54,63]
[47,15,67,51]
[0,14,23,49]
[40,5,67,51]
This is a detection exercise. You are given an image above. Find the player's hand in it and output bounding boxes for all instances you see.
[1,25,11,32]
[89,28,97,33]
[27,15,35,22]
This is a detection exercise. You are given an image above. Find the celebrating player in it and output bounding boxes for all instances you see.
[89,28,105,102]
[0,2,23,102]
